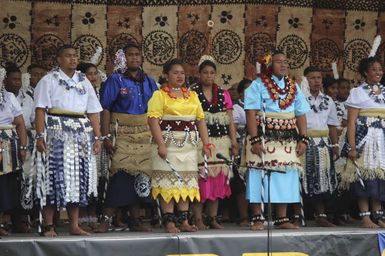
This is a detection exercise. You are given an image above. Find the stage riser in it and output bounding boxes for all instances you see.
[0,232,378,256]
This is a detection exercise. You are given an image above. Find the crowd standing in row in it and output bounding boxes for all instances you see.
[2,42,385,237]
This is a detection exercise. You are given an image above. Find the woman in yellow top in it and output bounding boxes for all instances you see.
[147,58,211,233]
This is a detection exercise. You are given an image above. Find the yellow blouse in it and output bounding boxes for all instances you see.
[147,89,205,120]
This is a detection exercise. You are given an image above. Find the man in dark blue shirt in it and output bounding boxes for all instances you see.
[96,43,158,232]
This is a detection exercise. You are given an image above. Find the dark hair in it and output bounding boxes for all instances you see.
[323,77,337,90]
[303,65,322,76]
[358,57,381,78]
[272,49,285,57]
[198,60,216,72]
[27,63,46,73]
[56,44,77,57]
[5,62,21,77]
[337,78,350,87]
[163,58,184,74]
[77,62,98,74]
[237,78,252,94]
[123,43,141,53]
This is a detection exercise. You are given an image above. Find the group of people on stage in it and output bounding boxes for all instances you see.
[2,41,385,237]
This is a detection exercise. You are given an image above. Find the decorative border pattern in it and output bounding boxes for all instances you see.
[12,0,382,11]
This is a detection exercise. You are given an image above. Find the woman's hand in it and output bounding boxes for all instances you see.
[93,140,102,155]
[36,138,47,153]
[296,141,307,157]
[158,144,167,160]
[348,148,357,162]
[251,142,265,157]
[231,142,240,157]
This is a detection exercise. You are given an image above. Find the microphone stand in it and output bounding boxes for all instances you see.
[260,100,286,256]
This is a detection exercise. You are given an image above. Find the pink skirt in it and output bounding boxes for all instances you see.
[198,172,231,202]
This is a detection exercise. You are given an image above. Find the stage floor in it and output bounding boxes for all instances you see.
[0,223,380,256]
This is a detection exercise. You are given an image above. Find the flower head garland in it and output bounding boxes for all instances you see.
[258,52,273,76]
[114,49,127,73]
[162,84,190,99]
[52,67,86,95]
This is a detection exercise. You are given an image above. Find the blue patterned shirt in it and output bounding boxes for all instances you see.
[100,72,158,114]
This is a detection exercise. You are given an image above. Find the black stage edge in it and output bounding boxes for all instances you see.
[0,226,380,256]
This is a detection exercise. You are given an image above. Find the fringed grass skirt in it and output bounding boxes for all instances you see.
[301,133,337,197]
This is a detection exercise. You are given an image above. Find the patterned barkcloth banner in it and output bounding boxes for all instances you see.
[142,5,178,81]
[31,2,72,70]
[343,9,377,85]
[1,0,31,70]
[376,9,385,67]
[2,0,385,83]
[71,3,107,69]
[310,8,346,77]
[276,6,313,82]
[106,5,143,74]
[211,4,245,89]
[244,4,279,80]
[177,5,211,84]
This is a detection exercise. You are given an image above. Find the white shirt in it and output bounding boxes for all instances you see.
[233,101,246,127]
[306,92,339,130]
[34,69,102,113]
[0,91,23,126]
[345,84,385,109]
[16,91,34,129]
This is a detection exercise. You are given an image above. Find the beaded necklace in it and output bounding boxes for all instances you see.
[362,82,385,104]
[162,84,190,99]
[261,74,297,109]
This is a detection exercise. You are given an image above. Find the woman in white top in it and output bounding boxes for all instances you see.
[341,57,385,228]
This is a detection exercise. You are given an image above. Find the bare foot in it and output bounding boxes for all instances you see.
[94,221,111,233]
[209,218,224,229]
[130,223,152,232]
[179,221,198,232]
[79,223,93,233]
[275,222,299,229]
[43,226,57,237]
[315,217,336,227]
[0,227,8,236]
[360,217,379,228]
[292,218,301,228]
[250,222,264,231]
[377,220,385,228]
[69,226,91,236]
[164,222,179,233]
[195,219,207,231]
[239,219,249,227]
